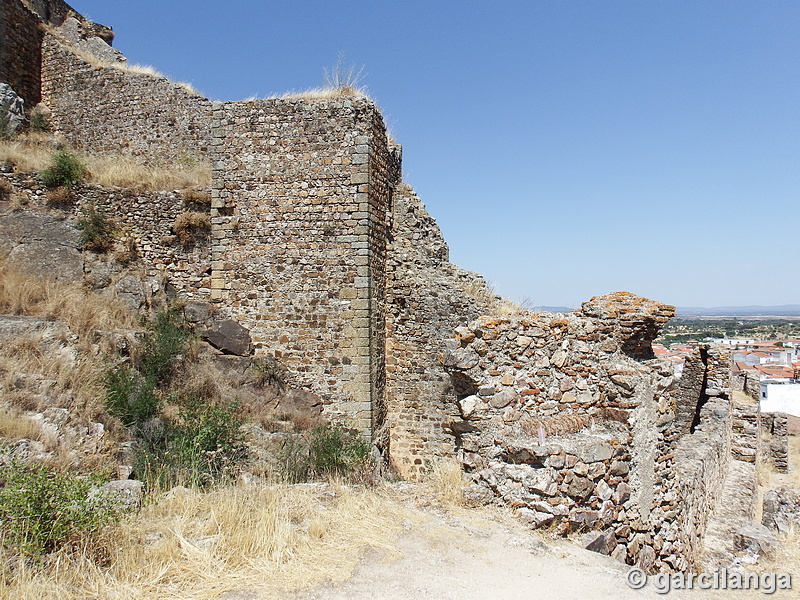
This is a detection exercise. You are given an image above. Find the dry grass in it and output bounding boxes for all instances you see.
[173,212,211,245]
[0,261,135,336]
[0,135,211,192]
[87,154,211,191]
[276,86,373,102]
[182,187,212,206]
[425,458,465,507]
[460,278,522,316]
[0,483,421,599]
[0,261,136,424]
[0,405,42,441]
[0,135,55,172]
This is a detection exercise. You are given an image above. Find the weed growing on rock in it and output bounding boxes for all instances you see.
[172,211,210,245]
[76,202,116,252]
[250,356,287,388]
[28,109,51,133]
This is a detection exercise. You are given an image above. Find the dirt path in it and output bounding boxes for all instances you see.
[288,507,795,600]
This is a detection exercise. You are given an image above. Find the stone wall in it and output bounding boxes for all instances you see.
[0,170,210,303]
[384,184,497,477]
[445,293,683,567]
[208,96,399,438]
[40,32,212,164]
[760,412,789,473]
[0,0,44,109]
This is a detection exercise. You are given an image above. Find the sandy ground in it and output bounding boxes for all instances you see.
[284,506,796,600]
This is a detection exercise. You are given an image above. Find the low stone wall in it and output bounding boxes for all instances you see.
[445,293,686,568]
[41,32,212,165]
[761,412,789,473]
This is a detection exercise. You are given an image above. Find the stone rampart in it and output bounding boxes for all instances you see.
[41,32,212,164]
[208,96,400,438]
[0,0,44,108]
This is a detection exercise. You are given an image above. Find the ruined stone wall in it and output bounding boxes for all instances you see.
[0,0,44,108]
[0,171,210,300]
[209,97,398,437]
[384,184,496,477]
[18,0,76,25]
[40,32,212,164]
[445,293,680,567]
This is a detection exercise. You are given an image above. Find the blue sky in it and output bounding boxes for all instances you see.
[72,1,799,308]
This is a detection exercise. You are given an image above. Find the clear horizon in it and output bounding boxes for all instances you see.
[71,1,800,308]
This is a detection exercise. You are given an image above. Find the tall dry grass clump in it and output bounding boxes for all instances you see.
[0,261,135,336]
[426,457,466,506]
[88,154,211,192]
[0,483,420,600]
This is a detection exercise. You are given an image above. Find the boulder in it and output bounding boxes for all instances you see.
[0,84,25,136]
[734,524,778,556]
[584,529,617,555]
[204,319,253,356]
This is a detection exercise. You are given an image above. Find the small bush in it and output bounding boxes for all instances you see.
[182,187,211,207]
[104,364,159,428]
[308,423,371,479]
[139,305,190,385]
[29,109,51,133]
[45,185,73,207]
[134,395,245,490]
[40,150,87,189]
[250,356,287,388]
[0,460,121,556]
[76,202,116,252]
[172,211,210,245]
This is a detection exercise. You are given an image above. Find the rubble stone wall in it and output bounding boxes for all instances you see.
[40,32,212,164]
[0,171,210,299]
[0,0,44,108]
[760,412,789,473]
[384,185,496,477]
[208,97,399,438]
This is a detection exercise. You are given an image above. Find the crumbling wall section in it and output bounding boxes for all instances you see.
[384,184,496,478]
[40,32,212,164]
[0,171,210,299]
[0,0,44,109]
[209,97,398,437]
[445,293,681,567]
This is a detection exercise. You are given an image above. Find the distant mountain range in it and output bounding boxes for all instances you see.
[675,305,800,317]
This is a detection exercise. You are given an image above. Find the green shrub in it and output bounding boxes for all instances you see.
[134,395,245,490]
[40,150,86,189]
[308,423,371,479]
[0,461,121,556]
[139,306,189,384]
[29,109,51,133]
[76,202,116,252]
[104,364,159,428]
